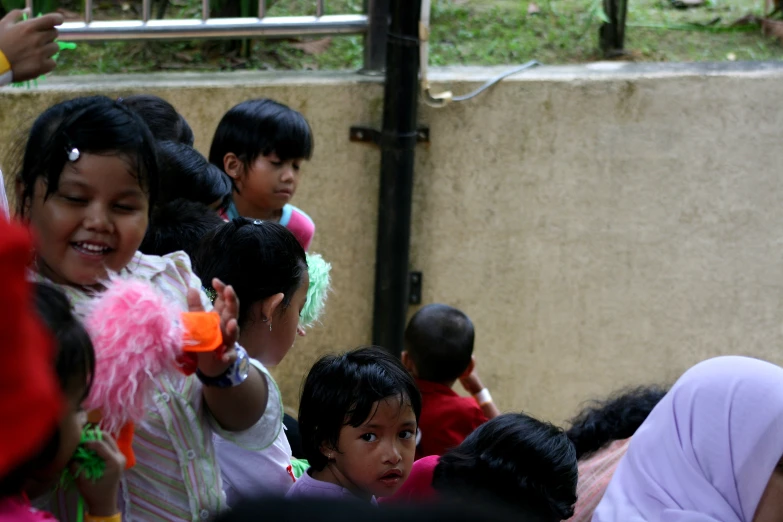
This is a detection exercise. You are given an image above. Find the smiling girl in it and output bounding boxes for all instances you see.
[289,347,421,503]
[15,96,281,521]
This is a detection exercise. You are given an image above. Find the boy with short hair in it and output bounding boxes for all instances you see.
[402,304,500,459]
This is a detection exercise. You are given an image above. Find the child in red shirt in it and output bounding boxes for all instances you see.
[401,304,500,459]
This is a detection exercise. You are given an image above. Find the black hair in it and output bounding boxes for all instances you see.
[0,283,96,497]
[404,304,475,383]
[156,141,232,209]
[566,385,668,460]
[208,99,314,185]
[120,94,195,146]
[299,346,422,472]
[433,413,578,522]
[16,95,159,218]
[283,413,305,459]
[215,498,520,522]
[139,199,224,258]
[190,218,307,328]
[33,283,96,399]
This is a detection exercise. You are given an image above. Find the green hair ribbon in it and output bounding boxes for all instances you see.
[300,252,331,328]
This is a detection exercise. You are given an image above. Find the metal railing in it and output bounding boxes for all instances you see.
[27,0,388,72]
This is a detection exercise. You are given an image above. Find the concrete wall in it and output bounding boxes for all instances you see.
[3,62,783,424]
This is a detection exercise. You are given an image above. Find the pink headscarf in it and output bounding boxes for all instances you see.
[593,356,783,522]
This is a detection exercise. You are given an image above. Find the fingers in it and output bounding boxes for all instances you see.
[219,346,238,364]
[223,317,239,346]
[38,28,59,45]
[25,11,64,29]
[41,41,60,57]
[99,433,120,453]
[223,285,238,317]
[187,287,204,312]
[39,57,56,75]
[212,278,226,294]
[84,440,126,469]
[0,9,26,27]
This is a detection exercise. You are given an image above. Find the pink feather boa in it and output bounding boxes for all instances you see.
[81,277,184,434]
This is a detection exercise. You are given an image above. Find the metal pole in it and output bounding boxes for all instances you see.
[360,0,389,75]
[371,0,421,355]
[599,0,627,55]
[57,15,367,40]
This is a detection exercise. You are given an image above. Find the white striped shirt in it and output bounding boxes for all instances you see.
[33,251,282,521]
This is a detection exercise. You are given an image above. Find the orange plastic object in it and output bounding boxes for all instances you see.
[181,311,222,353]
[116,422,135,470]
[86,411,135,469]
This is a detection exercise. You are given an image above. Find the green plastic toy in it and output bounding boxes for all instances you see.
[59,425,106,522]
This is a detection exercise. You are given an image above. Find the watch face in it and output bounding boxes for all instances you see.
[237,356,250,376]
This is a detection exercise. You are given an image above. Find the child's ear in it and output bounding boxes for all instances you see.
[319,443,336,460]
[223,153,243,183]
[401,351,418,376]
[261,293,285,323]
[460,356,476,378]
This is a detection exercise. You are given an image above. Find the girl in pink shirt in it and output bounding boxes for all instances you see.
[209,99,316,251]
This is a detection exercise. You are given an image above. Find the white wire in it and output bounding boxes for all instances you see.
[419,0,541,108]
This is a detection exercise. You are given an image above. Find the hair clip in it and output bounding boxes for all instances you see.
[116,97,123,103]
[203,286,218,304]
[67,147,80,162]
[253,219,263,225]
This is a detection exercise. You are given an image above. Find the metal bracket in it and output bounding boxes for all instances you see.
[349,125,430,148]
[408,271,423,305]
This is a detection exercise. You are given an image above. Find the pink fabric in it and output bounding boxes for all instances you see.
[566,438,630,522]
[382,455,439,503]
[83,277,185,434]
[285,206,315,251]
[594,356,783,522]
[0,496,56,521]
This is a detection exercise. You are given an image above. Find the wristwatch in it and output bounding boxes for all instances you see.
[196,345,250,388]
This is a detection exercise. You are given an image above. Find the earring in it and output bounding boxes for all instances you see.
[269,322,272,332]
[328,452,333,460]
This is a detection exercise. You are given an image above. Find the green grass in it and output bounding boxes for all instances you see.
[41,0,783,75]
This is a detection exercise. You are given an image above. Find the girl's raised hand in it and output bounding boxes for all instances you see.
[188,278,240,378]
[73,433,125,517]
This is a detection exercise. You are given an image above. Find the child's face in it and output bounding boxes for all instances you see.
[239,152,302,212]
[755,458,783,522]
[28,154,149,286]
[242,271,309,366]
[31,379,87,486]
[329,397,417,499]
[51,381,88,475]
